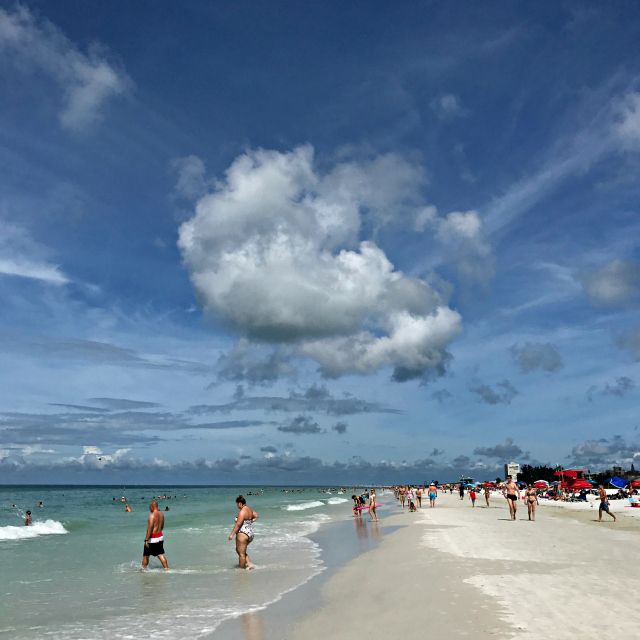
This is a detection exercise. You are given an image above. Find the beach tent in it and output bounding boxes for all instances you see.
[606,476,629,489]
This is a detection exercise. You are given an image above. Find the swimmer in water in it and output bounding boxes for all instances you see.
[164,506,170,511]
[37,502,43,507]
[125,504,132,513]
[25,510,32,526]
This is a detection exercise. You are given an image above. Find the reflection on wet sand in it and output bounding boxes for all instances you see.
[241,611,265,640]
[353,515,368,539]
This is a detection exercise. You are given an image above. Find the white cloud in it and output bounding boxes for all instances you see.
[0,221,69,285]
[580,260,640,307]
[429,93,470,119]
[172,156,210,201]
[414,207,495,287]
[178,145,463,379]
[83,446,102,455]
[0,6,133,132]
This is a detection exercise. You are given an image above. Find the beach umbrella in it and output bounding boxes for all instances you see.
[533,481,548,488]
[631,481,640,487]
[534,480,549,486]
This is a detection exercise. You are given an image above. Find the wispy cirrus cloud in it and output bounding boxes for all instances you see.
[0,329,213,374]
[0,222,69,285]
[0,5,133,132]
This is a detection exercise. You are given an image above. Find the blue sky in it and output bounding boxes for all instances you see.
[1,1,640,483]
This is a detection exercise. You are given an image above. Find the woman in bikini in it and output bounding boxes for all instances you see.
[229,495,259,569]
[368,488,378,521]
[525,484,538,521]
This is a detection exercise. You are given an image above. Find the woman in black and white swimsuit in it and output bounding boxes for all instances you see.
[228,495,259,569]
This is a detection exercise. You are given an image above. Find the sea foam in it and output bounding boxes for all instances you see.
[284,500,324,511]
[0,520,67,541]
[327,497,348,504]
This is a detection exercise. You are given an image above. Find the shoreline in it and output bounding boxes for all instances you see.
[210,495,397,639]
[220,491,640,640]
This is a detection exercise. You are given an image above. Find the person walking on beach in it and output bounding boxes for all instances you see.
[416,486,422,508]
[597,485,617,522]
[24,510,31,526]
[142,501,168,569]
[369,488,378,521]
[469,489,476,507]
[428,482,437,508]
[229,495,259,569]
[459,483,464,500]
[406,486,414,506]
[525,484,538,521]
[399,485,406,508]
[484,485,491,507]
[503,476,520,521]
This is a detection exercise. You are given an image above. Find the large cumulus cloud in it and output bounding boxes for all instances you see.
[178,146,464,380]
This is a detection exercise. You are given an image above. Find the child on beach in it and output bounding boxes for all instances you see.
[408,500,417,512]
[469,490,476,507]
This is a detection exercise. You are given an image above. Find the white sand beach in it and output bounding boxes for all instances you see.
[287,492,640,640]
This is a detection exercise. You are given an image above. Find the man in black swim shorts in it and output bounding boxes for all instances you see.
[503,475,520,521]
[142,501,168,569]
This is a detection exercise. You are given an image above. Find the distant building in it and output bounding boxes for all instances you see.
[604,465,640,481]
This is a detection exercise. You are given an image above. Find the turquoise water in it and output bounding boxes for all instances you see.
[0,486,352,639]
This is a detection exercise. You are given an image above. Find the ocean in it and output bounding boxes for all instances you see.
[0,485,354,639]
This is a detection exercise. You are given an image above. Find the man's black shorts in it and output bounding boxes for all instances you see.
[143,541,165,557]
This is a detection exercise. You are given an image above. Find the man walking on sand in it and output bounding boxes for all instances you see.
[503,476,520,521]
[399,485,406,508]
[428,482,438,508]
[598,485,617,522]
[142,501,168,569]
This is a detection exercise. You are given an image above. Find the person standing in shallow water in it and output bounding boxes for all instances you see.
[142,501,168,569]
[229,495,259,569]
